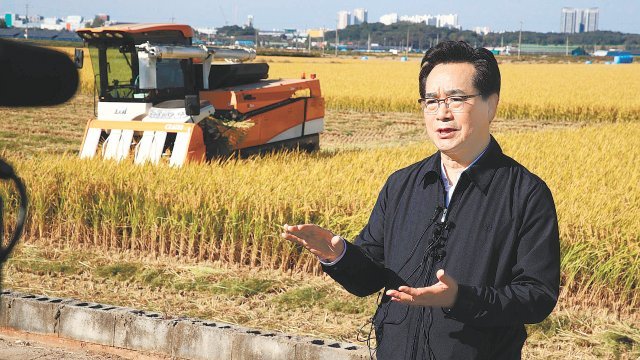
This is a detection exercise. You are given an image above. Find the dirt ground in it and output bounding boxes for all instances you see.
[0,94,581,157]
[0,328,164,360]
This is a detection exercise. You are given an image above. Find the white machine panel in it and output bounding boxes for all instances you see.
[266,118,324,143]
[97,102,152,121]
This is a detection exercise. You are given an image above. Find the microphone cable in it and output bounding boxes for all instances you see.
[360,205,444,359]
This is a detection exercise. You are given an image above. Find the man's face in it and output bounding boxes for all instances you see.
[423,62,498,160]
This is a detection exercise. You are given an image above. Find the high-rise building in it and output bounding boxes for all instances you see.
[436,14,459,29]
[562,7,598,33]
[379,13,398,26]
[583,8,599,32]
[337,10,351,30]
[396,13,460,29]
[561,8,577,33]
[353,8,367,25]
[473,26,491,35]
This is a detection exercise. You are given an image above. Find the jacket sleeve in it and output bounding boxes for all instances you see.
[445,182,560,326]
[321,181,389,297]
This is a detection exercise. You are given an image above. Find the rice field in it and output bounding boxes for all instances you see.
[60,45,640,122]
[1,123,638,312]
[263,56,640,122]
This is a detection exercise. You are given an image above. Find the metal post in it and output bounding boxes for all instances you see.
[518,21,523,59]
[335,21,338,57]
[24,2,29,39]
[406,27,410,57]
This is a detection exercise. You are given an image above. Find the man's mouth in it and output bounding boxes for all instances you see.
[437,128,457,134]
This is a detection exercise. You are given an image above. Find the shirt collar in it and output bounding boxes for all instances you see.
[439,143,488,188]
[422,136,503,194]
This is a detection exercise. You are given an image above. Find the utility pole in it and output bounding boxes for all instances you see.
[406,27,410,57]
[565,35,569,56]
[518,21,523,60]
[335,20,338,57]
[219,6,228,26]
[255,27,259,49]
[308,32,311,52]
[24,2,29,39]
[367,32,371,52]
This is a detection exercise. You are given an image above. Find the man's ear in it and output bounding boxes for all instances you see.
[487,94,499,123]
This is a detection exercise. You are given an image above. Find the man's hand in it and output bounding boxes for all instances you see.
[385,269,458,308]
[281,224,345,262]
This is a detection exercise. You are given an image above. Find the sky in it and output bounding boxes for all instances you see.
[1,0,639,34]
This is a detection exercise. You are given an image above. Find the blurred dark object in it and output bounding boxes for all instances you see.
[0,40,68,288]
[0,159,27,264]
[0,39,79,106]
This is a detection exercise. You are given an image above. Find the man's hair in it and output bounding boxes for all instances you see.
[419,41,500,99]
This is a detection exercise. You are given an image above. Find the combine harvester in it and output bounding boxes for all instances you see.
[76,24,324,167]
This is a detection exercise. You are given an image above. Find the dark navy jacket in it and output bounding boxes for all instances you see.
[323,137,560,359]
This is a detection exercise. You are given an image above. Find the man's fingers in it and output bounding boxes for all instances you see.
[397,286,421,297]
[281,232,305,245]
[386,289,413,302]
[281,232,325,255]
[436,269,456,287]
[386,286,429,303]
[283,224,302,233]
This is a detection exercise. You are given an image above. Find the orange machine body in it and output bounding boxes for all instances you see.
[201,78,324,150]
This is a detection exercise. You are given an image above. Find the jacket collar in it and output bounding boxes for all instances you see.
[422,136,503,194]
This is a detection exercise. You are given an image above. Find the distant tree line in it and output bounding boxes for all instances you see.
[326,22,640,50]
[216,25,257,37]
[83,16,106,28]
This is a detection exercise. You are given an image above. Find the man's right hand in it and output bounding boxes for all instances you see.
[281,224,345,262]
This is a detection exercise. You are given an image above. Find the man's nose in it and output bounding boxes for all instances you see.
[435,102,453,121]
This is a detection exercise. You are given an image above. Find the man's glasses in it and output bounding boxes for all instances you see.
[417,94,481,114]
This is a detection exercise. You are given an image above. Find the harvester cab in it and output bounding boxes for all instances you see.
[76,24,324,166]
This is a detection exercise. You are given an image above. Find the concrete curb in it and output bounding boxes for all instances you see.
[0,290,372,359]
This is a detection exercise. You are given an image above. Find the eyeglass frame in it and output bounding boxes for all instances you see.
[417,94,482,114]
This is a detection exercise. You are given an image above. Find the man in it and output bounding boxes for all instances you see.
[281,41,560,359]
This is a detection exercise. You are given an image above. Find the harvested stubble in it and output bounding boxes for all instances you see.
[0,123,638,311]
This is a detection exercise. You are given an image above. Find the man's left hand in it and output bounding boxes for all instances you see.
[385,269,458,308]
